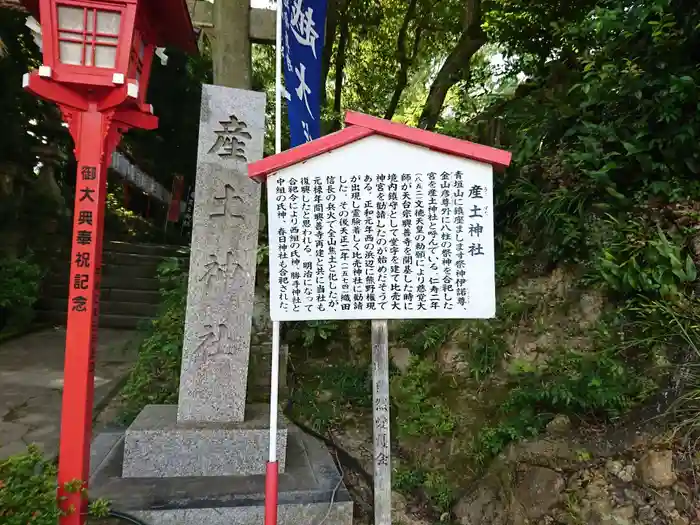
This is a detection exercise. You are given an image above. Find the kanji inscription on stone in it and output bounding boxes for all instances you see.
[208,114,252,161]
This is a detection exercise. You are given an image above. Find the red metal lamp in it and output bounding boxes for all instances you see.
[18,2,196,525]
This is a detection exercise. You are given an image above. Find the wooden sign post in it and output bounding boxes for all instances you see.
[248,110,512,525]
[372,319,391,525]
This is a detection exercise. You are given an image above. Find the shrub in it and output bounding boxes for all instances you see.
[393,357,456,439]
[118,256,188,423]
[395,319,462,358]
[594,218,697,299]
[472,346,652,465]
[0,445,63,525]
[288,362,371,432]
[0,255,43,331]
[0,445,110,524]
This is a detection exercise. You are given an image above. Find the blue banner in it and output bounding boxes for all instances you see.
[282,0,327,147]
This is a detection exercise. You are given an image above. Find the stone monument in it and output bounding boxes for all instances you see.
[120,85,287,479]
[89,85,353,525]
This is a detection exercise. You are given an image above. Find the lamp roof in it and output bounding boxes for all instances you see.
[20,0,197,54]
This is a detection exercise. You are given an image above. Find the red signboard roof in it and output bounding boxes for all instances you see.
[19,0,197,54]
[248,111,512,181]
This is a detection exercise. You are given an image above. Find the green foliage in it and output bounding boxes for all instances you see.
[396,320,462,357]
[423,470,455,513]
[471,413,543,466]
[454,1,700,469]
[397,316,509,381]
[0,256,42,310]
[393,464,425,493]
[118,256,188,423]
[88,498,111,518]
[478,0,700,270]
[298,320,341,349]
[472,346,652,465]
[595,218,697,299]
[104,191,160,241]
[506,350,649,418]
[0,255,42,331]
[459,320,509,381]
[634,298,700,434]
[495,236,532,286]
[393,464,454,515]
[393,357,456,439]
[0,10,53,170]
[0,445,111,524]
[289,362,371,433]
[0,445,63,525]
[483,0,600,77]
[284,319,345,356]
[671,339,700,436]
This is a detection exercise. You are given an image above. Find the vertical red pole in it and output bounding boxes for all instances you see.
[265,462,280,525]
[57,108,111,525]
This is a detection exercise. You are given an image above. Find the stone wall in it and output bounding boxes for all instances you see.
[451,421,698,525]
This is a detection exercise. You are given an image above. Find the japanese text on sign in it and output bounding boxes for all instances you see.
[267,150,496,322]
[70,164,99,315]
[70,163,103,372]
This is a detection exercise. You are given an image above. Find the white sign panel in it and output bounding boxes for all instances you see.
[267,134,495,321]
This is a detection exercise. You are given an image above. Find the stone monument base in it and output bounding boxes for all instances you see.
[122,404,288,478]
[90,426,353,525]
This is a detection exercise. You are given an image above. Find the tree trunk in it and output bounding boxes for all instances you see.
[418,0,486,130]
[321,0,341,108]
[212,0,252,89]
[384,0,421,120]
[332,15,350,131]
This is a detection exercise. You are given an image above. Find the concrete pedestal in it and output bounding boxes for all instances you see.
[122,404,288,478]
[90,426,353,525]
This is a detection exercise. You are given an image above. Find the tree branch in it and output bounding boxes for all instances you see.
[332,12,350,131]
[320,0,340,108]
[384,0,420,120]
[418,0,486,130]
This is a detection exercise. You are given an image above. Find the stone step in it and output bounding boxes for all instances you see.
[37,310,152,329]
[43,286,162,304]
[40,299,160,318]
[105,276,161,291]
[102,251,189,267]
[101,288,162,304]
[102,264,160,279]
[109,265,158,279]
[104,241,188,257]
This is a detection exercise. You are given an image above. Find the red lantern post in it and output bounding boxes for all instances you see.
[19,2,196,524]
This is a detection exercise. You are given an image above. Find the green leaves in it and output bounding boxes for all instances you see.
[0,256,42,310]
[0,446,62,525]
[300,320,340,348]
[594,219,698,300]
[288,361,371,433]
[472,345,649,465]
[0,446,113,524]
[393,357,456,439]
[119,258,188,423]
